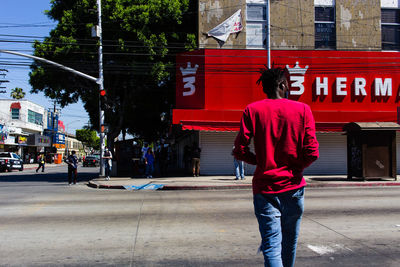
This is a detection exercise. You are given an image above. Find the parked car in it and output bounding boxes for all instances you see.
[82,155,100,167]
[0,152,24,172]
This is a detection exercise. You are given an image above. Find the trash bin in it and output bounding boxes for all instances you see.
[343,122,400,180]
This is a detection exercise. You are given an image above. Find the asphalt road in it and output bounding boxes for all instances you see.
[0,166,399,266]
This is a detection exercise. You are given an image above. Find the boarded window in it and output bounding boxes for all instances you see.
[315,6,336,49]
[246,4,267,49]
[382,9,400,50]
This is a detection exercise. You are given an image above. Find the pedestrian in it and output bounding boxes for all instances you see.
[232,148,245,180]
[191,142,201,177]
[141,143,149,159]
[233,66,319,267]
[65,151,78,185]
[36,154,45,173]
[103,147,113,180]
[144,148,155,178]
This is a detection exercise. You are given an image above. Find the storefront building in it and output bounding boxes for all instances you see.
[0,99,47,162]
[172,0,400,175]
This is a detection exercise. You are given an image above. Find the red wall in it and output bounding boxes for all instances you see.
[175,49,400,128]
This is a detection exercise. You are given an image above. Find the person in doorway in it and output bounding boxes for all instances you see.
[233,67,319,267]
[191,143,201,177]
[36,154,45,173]
[234,158,245,180]
[65,151,78,185]
[103,147,113,181]
[232,147,245,180]
[144,148,155,178]
[141,143,149,159]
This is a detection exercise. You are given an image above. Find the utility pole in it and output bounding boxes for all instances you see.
[97,0,106,177]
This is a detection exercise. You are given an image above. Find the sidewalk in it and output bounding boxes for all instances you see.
[88,174,400,191]
[24,162,66,170]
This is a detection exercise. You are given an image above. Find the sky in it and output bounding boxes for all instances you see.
[0,0,90,134]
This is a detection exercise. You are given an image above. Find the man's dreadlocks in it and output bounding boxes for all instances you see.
[256,66,288,97]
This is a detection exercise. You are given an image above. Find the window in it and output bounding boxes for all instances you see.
[382,9,400,50]
[11,108,19,120]
[28,110,43,125]
[315,6,336,49]
[246,4,267,48]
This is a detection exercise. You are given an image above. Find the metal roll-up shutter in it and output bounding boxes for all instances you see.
[199,131,237,175]
[199,131,346,175]
[199,131,256,176]
[305,133,347,175]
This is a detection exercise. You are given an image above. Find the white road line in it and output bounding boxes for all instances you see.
[307,244,335,255]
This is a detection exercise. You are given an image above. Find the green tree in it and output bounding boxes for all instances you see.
[10,87,25,99]
[76,128,99,150]
[29,0,196,148]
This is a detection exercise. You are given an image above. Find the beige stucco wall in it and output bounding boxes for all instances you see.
[270,0,314,50]
[336,0,381,51]
[198,0,246,49]
[198,0,382,51]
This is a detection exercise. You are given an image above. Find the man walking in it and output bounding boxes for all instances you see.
[65,151,78,185]
[36,154,45,173]
[233,67,319,267]
[103,147,112,180]
[191,143,201,177]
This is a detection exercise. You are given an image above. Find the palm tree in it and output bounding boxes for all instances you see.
[10,87,25,99]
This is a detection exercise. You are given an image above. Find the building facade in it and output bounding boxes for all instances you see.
[0,99,51,162]
[173,0,400,175]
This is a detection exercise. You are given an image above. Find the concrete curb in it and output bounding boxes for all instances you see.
[87,179,400,191]
[161,184,252,190]
[307,181,400,188]
[87,181,125,190]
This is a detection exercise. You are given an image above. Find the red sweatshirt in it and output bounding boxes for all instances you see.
[233,98,319,195]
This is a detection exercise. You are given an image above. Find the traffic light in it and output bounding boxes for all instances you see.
[100,89,107,110]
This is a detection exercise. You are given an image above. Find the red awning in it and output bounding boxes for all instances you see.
[173,109,242,131]
[174,109,348,132]
[180,120,240,131]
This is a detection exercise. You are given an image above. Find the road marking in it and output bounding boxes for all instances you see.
[307,244,335,255]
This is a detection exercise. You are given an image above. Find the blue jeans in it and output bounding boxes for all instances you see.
[234,159,245,179]
[105,161,111,177]
[253,187,305,267]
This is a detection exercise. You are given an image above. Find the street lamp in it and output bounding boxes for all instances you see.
[0,0,105,177]
[96,0,106,177]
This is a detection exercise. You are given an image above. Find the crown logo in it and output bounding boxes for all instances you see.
[180,62,199,76]
[286,62,309,75]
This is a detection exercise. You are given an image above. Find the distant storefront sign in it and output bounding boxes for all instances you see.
[55,133,65,144]
[17,136,28,145]
[28,134,51,147]
[4,135,15,145]
[53,143,65,149]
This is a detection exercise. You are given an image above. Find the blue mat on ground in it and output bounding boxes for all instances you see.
[123,184,165,190]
